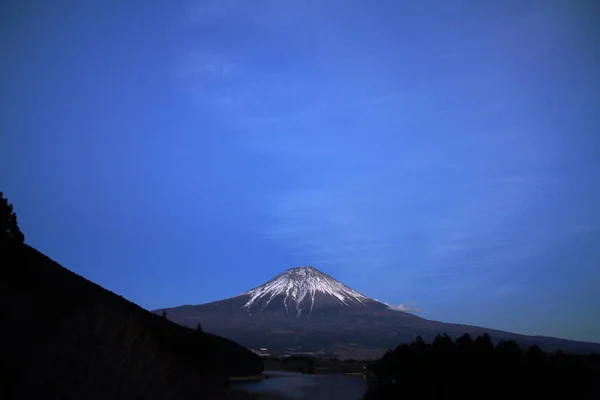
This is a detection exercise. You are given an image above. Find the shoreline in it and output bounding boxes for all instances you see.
[228,374,267,383]
[226,389,291,400]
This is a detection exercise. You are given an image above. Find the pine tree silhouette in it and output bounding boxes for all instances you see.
[434,333,455,352]
[0,192,25,243]
[474,333,494,352]
[413,335,426,350]
[455,333,474,350]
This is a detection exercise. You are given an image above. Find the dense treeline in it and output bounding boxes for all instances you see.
[262,355,369,375]
[365,333,600,398]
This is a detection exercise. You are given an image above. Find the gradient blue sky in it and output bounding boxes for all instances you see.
[1,0,599,342]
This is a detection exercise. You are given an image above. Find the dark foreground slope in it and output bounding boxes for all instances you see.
[0,242,262,400]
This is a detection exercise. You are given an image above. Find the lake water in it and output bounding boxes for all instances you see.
[233,371,368,400]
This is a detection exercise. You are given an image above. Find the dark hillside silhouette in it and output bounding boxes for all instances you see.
[0,240,262,400]
[365,334,600,398]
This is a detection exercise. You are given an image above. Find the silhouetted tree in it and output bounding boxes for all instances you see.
[0,192,25,243]
[412,335,426,351]
[161,309,168,318]
[496,339,522,358]
[432,333,455,352]
[196,323,202,332]
[474,333,494,352]
[526,345,544,360]
[455,333,474,350]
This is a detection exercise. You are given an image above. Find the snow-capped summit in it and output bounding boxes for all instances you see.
[240,265,383,315]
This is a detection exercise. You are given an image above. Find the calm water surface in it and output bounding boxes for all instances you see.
[233,371,368,400]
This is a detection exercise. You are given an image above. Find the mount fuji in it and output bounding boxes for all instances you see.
[241,266,382,315]
[156,266,600,358]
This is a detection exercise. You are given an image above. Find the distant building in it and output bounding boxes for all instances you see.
[250,348,271,357]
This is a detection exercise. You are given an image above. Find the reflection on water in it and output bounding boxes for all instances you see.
[233,371,368,400]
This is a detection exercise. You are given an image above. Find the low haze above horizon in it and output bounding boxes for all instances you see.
[1,0,599,343]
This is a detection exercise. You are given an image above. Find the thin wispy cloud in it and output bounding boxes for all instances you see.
[188,0,240,22]
[387,303,421,313]
[373,299,420,313]
[173,51,235,80]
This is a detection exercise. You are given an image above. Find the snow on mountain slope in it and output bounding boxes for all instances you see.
[240,266,381,315]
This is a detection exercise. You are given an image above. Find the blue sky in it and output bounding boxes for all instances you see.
[1,0,599,342]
